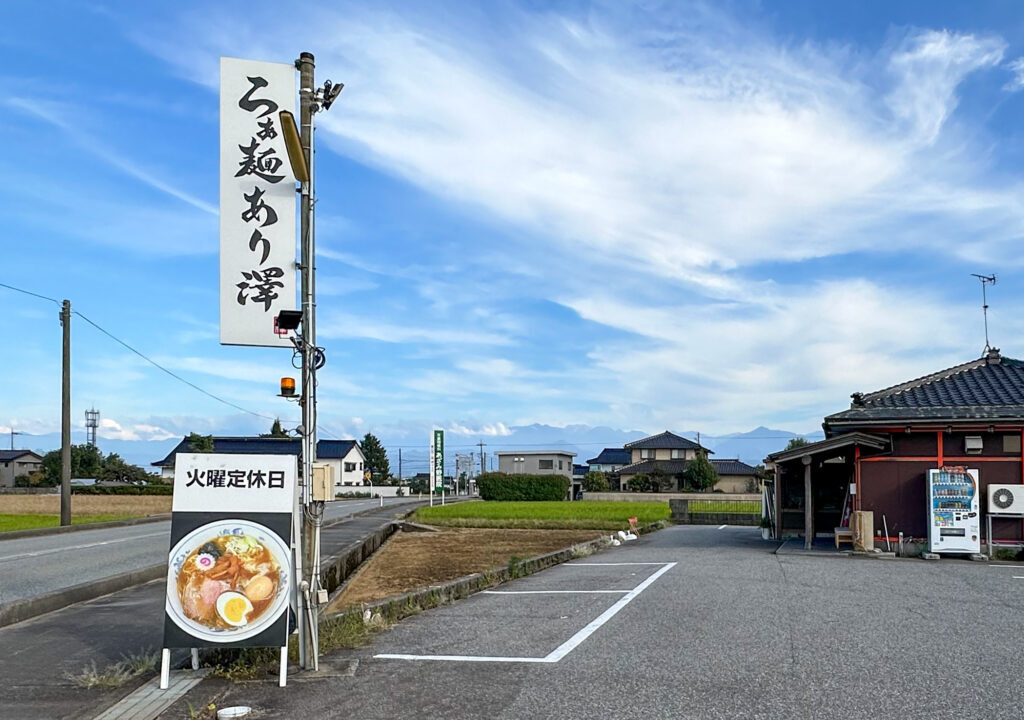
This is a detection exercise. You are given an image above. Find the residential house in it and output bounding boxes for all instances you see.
[496,450,576,477]
[495,450,579,499]
[615,431,758,493]
[153,436,367,495]
[766,348,1024,549]
[585,448,631,474]
[0,450,43,487]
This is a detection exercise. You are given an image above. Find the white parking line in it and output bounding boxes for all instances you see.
[375,562,676,664]
[566,562,667,566]
[482,590,629,595]
[544,562,674,662]
[717,524,727,530]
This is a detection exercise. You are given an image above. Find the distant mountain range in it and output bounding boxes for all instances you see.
[11,424,824,475]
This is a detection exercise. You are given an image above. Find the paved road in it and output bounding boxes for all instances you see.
[165,524,1024,719]
[0,502,425,720]
[0,497,419,607]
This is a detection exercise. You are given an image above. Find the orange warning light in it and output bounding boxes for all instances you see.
[280,377,296,397]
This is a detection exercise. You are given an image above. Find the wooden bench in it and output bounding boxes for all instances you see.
[834,527,854,548]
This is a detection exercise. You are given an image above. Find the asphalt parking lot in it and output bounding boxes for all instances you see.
[164,524,1024,720]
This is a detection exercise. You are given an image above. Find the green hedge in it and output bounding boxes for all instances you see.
[72,485,173,495]
[476,472,569,501]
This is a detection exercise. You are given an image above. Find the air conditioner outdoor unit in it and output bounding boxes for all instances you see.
[988,484,1024,515]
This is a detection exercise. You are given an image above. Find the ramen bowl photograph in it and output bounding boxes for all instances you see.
[166,519,291,643]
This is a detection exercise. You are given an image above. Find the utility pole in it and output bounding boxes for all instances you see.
[477,440,486,476]
[296,50,318,672]
[398,447,402,484]
[276,51,342,673]
[60,300,71,526]
[9,429,23,451]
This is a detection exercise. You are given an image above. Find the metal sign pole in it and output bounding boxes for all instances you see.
[297,50,316,671]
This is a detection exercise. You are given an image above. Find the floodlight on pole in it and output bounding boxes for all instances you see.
[279,110,309,183]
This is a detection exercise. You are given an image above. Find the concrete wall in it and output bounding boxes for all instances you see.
[587,491,760,502]
[335,485,408,498]
[669,498,760,526]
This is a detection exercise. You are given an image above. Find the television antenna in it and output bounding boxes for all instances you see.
[9,429,23,451]
[971,274,996,355]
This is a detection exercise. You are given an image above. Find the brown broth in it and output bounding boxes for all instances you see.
[176,535,280,629]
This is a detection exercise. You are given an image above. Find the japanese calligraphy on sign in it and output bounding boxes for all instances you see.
[220,58,297,347]
[430,429,444,493]
[173,453,297,515]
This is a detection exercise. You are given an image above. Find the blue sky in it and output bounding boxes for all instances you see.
[4,0,1024,453]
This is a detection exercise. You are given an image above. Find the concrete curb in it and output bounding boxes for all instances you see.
[0,503,426,629]
[0,514,171,541]
[0,563,165,629]
[320,520,400,595]
[325,522,667,624]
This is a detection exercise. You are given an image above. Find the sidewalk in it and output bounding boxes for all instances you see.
[0,502,423,720]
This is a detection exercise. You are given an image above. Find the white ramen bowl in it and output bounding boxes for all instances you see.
[166,518,291,644]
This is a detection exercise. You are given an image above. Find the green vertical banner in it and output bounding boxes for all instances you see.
[431,429,444,493]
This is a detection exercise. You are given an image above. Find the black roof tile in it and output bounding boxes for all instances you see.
[153,437,359,466]
[585,448,631,465]
[827,351,1024,425]
[625,431,708,451]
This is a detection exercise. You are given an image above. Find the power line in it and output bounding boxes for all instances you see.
[72,310,280,422]
[1,281,292,425]
[0,281,60,306]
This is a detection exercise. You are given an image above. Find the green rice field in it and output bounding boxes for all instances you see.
[0,514,134,533]
[413,500,670,530]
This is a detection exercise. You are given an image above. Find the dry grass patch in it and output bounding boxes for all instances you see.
[0,494,171,516]
[329,527,603,610]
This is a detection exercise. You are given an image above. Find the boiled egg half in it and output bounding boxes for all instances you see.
[216,591,254,627]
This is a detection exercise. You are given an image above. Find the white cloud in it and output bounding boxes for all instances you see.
[886,30,1005,145]
[5,97,217,215]
[562,278,990,433]
[445,421,512,437]
[98,417,177,441]
[318,314,513,346]
[1004,57,1024,91]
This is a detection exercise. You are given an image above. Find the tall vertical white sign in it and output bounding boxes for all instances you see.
[220,57,297,347]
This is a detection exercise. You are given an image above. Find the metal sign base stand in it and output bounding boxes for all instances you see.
[279,645,288,687]
[159,646,288,689]
[986,512,1024,559]
[159,648,170,690]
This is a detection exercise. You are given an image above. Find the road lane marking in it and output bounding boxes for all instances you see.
[482,590,629,595]
[0,531,168,563]
[1013,576,1024,579]
[718,524,727,530]
[374,654,552,663]
[375,562,676,664]
[566,562,667,566]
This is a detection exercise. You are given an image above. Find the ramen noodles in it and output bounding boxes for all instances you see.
[177,534,280,629]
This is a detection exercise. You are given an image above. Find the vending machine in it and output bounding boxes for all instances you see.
[927,466,980,554]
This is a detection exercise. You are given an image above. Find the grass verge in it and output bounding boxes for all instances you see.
[413,500,669,529]
[0,513,135,533]
[65,650,159,688]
